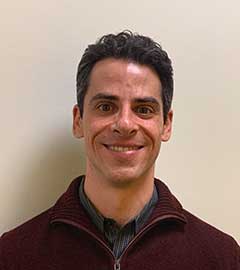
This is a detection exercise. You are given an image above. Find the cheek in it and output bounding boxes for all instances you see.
[142,122,162,143]
[84,120,110,143]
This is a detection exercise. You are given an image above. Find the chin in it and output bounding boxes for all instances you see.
[104,169,150,187]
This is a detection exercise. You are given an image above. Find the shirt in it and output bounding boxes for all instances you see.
[79,176,158,258]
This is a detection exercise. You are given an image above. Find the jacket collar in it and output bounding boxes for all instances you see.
[149,179,187,224]
[50,176,187,231]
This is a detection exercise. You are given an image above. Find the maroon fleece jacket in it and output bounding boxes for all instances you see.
[0,176,239,270]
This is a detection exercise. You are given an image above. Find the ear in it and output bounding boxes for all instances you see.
[72,104,84,138]
[161,110,173,142]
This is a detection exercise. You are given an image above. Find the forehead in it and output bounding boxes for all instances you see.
[86,58,162,100]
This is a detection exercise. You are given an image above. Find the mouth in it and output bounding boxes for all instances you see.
[103,144,143,152]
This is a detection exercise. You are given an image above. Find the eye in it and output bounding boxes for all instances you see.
[98,103,112,112]
[135,106,153,115]
[96,102,116,114]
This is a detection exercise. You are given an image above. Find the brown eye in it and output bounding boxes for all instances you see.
[98,104,112,112]
[136,106,153,115]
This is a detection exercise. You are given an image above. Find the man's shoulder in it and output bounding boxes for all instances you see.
[0,176,83,250]
[182,209,239,267]
[154,178,239,252]
[1,208,51,247]
[183,209,238,245]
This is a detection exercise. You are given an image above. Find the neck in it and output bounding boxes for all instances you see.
[84,171,154,226]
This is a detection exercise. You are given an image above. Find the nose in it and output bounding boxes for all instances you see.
[111,106,138,136]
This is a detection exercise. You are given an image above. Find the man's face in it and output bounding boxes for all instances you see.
[73,58,172,186]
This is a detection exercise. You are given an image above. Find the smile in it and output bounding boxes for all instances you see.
[104,145,143,152]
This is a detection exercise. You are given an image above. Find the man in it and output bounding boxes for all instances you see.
[0,31,239,269]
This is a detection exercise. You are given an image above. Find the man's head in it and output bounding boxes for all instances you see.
[73,31,173,184]
[76,30,173,123]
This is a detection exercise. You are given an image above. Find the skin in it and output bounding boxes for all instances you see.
[73,58,173,226]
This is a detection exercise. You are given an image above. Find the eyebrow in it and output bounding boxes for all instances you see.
[89,93,119,105]
[133,97,160,106]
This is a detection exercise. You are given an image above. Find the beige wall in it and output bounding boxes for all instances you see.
[0,1,239,242]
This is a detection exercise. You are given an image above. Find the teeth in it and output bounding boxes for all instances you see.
[108,146,139,152]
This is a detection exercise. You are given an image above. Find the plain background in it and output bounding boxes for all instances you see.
[0,1,239,242]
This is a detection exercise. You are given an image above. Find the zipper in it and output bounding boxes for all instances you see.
[114,259,120,270]
[52,213,184,270]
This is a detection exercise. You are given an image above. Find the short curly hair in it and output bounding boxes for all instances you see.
[76,30,173,122]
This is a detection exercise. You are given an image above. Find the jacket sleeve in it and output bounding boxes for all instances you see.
[0,234,6,270]
[233,238,240,270]
[237,243,240,269]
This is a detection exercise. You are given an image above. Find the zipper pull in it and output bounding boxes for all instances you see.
[114,260,120,270]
